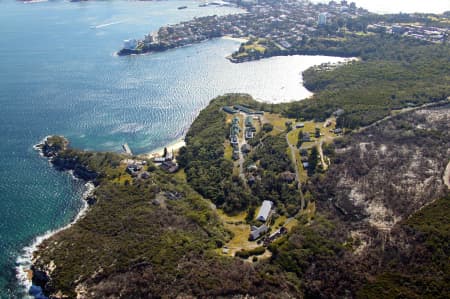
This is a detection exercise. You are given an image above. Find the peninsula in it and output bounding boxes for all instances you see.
[30,92,450,298]
[118,0,449,63]
[28,1,450,298]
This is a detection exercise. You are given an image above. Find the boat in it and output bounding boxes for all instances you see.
[177,6,188,10]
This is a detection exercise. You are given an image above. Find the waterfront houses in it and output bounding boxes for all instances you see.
[119,0,370,57]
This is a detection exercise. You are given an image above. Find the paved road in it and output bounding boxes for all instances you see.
[285,133,305,210]
[238,112,248,183]
[317,139,328,171]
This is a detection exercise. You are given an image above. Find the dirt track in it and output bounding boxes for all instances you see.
[444,161,450,190]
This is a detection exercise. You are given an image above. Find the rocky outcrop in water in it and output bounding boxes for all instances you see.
[36,136,98,182]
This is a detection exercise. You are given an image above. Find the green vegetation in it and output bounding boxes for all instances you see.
[35,100,450,298]
[266,215,347,296]
[262,122,273,133]
[281,36,449,128]
[45,136,67,150]
[34,15,450,297]
[34,144,296,298]
[178,94,302,214]
[245,133,300,216]
[178,95,258,213]
[307,146,319,176]
[235,246,266,259]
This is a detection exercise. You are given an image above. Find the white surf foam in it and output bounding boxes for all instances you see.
[15,182,94,298]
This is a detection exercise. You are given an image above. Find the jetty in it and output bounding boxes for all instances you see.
[122,143,133,156]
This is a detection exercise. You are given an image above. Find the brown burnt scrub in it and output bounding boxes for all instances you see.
[292,104,450,298]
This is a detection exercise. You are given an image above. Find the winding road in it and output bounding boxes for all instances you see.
[356,98,450,134]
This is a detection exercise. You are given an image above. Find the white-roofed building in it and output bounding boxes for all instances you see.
[256,200,273,222]
[123,39,137,50]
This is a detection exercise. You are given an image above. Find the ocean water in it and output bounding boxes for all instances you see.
[0,1,349,298]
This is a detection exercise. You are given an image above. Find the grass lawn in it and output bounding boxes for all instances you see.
[253,116,262,134]
[238,113,245,139]
[299,163,308,183]
[243,43,266,53]
[287,129,299,146]
[111,166,133,185]
[232,164,240,177]
[216,209,260,256]
[173,168,186,182]
[264,113,295,134]
[285,218,299,231]
[298,201,316,223]
[273,215,287,228]
[217,209,247,223]
[300,141,316,149]
[319,36,347,42]
[351,31,375,37]
[234,52,249,58]
[224,141,233,161]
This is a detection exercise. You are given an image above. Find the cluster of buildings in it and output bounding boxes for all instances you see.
[248,200,289,244]
[152,149,179,173]
[368,23,448,43]
[224,105,263,160]
[124,159,151,179]
[229,116,241,160]
[244,116,256,140]
[249,200,273,240]
[121,0,368,55]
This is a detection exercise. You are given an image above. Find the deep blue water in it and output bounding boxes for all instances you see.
[0,1,349,297]
[0,1,245,297]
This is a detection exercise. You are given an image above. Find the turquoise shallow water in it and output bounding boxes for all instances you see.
[0,1,244,297]
[0,1,350,297]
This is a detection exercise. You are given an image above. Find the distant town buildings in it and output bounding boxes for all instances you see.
[318,12,327,26]
[367,23,448,43]
[120,0,448,58]
[123,0,370,56]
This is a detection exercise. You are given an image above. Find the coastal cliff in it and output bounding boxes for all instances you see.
[30,130,298,298]
[36,136,98,182]
[29,23,450,296]
[29,94,450,298]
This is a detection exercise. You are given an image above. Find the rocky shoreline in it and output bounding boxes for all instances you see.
[35,136,98,183]
[27,136,98,298]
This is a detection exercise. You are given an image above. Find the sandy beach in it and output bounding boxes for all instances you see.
[222,35,249,43]
[141,138,186,159]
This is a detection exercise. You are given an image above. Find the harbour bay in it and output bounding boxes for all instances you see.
[0,1,350,297]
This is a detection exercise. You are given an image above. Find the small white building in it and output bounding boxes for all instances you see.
[256,200,273,222]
